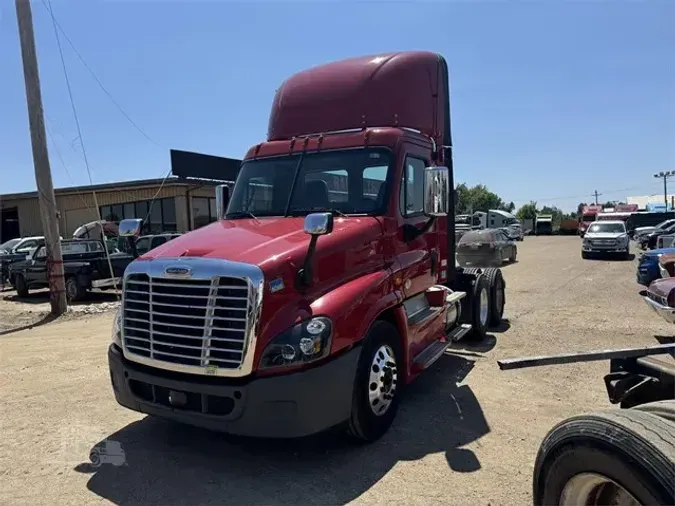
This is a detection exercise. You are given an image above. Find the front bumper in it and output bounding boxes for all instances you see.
[640,292,675,324]
[108,343,361,438]
[582,243,628,254]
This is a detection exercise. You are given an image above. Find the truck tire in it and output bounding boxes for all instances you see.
[633,400,675,424]
[347,320,402,443]
[510,247,517,263]
[533,409,675,506]
[482,268,505,326]
[65,277,86,302]
[467,274,490,341]
[15,274,29,298]
[581,251,589,259]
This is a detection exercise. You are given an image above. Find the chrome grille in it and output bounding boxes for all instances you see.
[122,273,250,370]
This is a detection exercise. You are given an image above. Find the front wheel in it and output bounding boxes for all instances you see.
[347,320,402,443]
[15,274,29,297]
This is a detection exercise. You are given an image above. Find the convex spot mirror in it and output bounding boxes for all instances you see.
[304,212,334,236]
[118,218,143,237]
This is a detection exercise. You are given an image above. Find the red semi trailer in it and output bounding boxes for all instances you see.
[108,51,506,442]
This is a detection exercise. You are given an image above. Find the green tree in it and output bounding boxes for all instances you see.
[516,201,538,220]
[454,183,506,214]
[577,202,588,215]
[540,205,564,226]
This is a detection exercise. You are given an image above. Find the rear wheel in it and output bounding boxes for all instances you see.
[65,277,86,302]
[533,408,675,506]
[15,274,29,297]
[347,320,402,443]
[482,268,505,326]
[468,274,490,341]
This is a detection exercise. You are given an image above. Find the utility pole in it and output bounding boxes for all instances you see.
[15,0,67,315]
[653,171,675,209]
[592,190,602,205]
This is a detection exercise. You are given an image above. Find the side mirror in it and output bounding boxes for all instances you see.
[423,166,450,217]
[215,184,230,221]
[304,212,334,236]
[118,218,143,237]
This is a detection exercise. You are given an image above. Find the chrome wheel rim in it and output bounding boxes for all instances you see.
[368,345,397,416]
[479,287,489,326]
[560,472,641,506]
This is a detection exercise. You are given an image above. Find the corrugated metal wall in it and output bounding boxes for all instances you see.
[2,183,207,238]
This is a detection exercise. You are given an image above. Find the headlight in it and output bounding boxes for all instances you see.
[259,317,332,369]
[111,308,122,346]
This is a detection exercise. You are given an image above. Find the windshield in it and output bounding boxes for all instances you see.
[0,238,21,253]
[656,219,675,229]
[587,223,625,234]
[582,214,596,222]
[227,148,392,218]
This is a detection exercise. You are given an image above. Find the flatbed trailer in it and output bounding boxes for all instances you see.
[499,343,675,506]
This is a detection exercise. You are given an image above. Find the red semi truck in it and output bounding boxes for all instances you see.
[108,51,507,442]
[578,205,603,237]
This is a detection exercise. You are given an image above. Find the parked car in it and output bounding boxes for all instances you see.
[642,222,675,250]
[8,239,134,301]
[456,229,517,267]
[636,248,675,286]
[581,221,630,259]
[0,236,46,285]
[641,277,675,325]
[633,218,675,241]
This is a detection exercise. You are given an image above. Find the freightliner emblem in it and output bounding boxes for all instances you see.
[164,266,192,277]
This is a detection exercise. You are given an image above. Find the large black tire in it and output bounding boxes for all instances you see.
[347,320,402,443]
[533,409,675,506]
[581,251,589,259]
[15,274,29,298]
[510,247,517,263]
[482,268,505,327]
[467,274,490,341]
[65,277,86,302]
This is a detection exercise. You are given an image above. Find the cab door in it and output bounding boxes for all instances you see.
[393,151,439,298]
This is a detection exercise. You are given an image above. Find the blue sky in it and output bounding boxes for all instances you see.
[1,0,673,213]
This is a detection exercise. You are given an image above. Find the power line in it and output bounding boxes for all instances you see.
[46,0,119,296]
[39,0,162,149]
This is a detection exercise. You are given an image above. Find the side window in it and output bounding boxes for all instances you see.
[151,236,167,250]
[35,246,46,259]
[399,157,427,216]
[136,238,151,254]
[17,240,36,252]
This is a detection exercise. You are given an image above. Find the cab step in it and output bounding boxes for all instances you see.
[413,324,472,370]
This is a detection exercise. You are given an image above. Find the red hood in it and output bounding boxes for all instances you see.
[140,216,386,357]
[143,216,381,271]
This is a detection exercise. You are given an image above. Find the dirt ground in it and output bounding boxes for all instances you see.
[0,287,120,335]
[1,236,672,505]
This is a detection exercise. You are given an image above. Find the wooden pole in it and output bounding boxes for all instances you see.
[15,0,67,315]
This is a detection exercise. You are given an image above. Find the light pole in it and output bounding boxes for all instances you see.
[653,171,675,209]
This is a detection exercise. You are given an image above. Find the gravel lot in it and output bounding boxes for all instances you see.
[1,236,672,505]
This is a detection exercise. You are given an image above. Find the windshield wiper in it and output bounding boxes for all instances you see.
[289,208,348,217]
[225,210,258,220]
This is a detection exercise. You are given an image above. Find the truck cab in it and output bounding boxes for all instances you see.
[108,51,507,442]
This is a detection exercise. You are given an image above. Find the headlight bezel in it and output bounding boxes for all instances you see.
[259,316,333,370]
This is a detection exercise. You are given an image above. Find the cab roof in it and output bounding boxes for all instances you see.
[266,51,450,148]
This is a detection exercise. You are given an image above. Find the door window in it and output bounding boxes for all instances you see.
[136,237,151,255]
[399,157,427,217]
[34,246,46,259]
